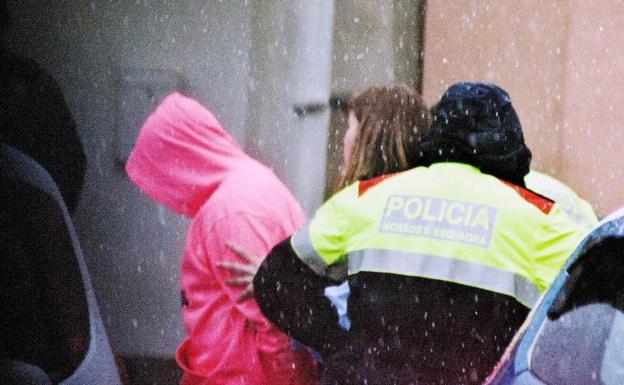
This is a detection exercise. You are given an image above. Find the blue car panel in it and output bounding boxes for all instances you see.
[486,214,624,385]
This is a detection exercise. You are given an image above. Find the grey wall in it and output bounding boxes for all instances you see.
[245,0,334,216]
[332,0,423,93]
[325,0,426,192]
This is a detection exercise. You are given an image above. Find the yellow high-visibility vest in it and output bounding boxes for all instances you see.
[292,163,585,308]
[525,170,598,230]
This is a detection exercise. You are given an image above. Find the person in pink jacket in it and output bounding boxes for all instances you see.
[125,92,319,385]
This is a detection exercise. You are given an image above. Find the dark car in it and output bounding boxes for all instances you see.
[485,211,624,385]
[1,144,122,385]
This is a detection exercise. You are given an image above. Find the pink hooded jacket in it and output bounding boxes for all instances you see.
[125,93,319,385]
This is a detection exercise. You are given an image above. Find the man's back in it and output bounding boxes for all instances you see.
[305,162,583,384]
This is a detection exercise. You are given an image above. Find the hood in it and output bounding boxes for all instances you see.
[126,92,247,217]
[420,82,531,186]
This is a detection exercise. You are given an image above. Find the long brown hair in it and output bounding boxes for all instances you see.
[336,84,431,190]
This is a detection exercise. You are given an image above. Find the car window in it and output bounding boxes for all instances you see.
[530,235,624,385]
[601,311,624,384]
[531,303,618,384]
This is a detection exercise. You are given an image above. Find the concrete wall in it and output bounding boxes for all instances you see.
[246,0,334,217]
[422,0,624,217]
[332,0,424,93]
[326,0,425,192]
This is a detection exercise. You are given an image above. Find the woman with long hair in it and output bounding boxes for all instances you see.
[222,84,432,383]
[337,84,430,190]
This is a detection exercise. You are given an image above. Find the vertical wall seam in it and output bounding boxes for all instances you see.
[556,0,573,178]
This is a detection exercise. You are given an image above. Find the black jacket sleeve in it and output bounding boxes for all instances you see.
[253,237,349,355]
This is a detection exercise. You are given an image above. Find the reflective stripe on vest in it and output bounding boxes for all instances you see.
[291,223,347,281]
[292,224,540,308]
[348,248,540,308]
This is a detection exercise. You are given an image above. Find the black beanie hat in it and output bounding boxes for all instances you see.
[419,82,532,186]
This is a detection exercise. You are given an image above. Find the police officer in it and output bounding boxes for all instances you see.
[525,170,598,230]
[246,83,585,385]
